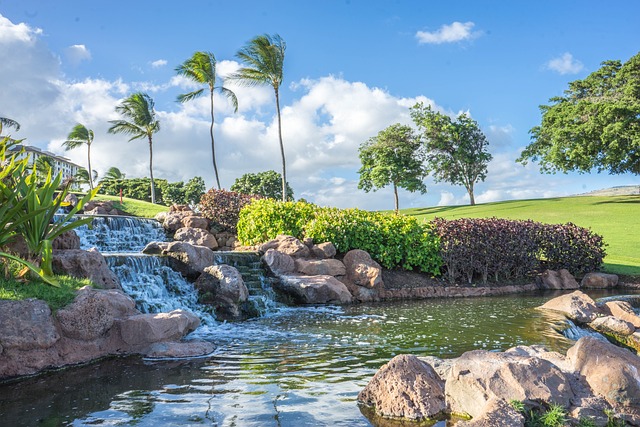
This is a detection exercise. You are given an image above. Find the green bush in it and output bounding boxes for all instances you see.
[237,198,315,244]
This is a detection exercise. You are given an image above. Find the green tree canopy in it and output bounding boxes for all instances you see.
[176,51,238,190]
[63,123,95,190]
[184,176,206,205]
[232,34,288,201]
[108,92,160,203]
[518,52,640,175]
[231,170,294,200]
[358,123,428,213]
[411,103,492,206]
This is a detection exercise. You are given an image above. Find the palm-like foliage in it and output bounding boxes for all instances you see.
[74,168,98,188]
[107,92,160,203]
[176,51,238,190]
[35,156,54,183]
[100,166,125,183]
[63,124,95,190]
[0,117,21,141]
[232,34,288,201]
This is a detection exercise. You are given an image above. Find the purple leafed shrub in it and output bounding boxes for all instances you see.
[198,189,259,233]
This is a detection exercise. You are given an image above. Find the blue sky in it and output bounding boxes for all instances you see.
[1,1,638,210]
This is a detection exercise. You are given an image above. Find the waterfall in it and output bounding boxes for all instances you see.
[106,254,217,326]
[555,319,607,341]
[74,215,167,253]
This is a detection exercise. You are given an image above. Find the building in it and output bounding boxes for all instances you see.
[9,144,82,183]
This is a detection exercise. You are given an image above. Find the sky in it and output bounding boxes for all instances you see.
[0,0,638,210]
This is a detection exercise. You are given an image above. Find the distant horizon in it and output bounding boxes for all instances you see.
[1,1,638,210]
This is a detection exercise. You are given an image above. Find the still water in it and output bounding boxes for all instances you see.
[0,291,624,426]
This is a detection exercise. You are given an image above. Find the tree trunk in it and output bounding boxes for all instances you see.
[468,182,475,206]
[148,135,156,204]
[87,143,93,190]
[210,87,221,190]
[275,88,287,202]
[393,183,399,214]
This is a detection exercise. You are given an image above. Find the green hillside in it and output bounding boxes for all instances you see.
[401,195,640,277]
[93,195,169,218]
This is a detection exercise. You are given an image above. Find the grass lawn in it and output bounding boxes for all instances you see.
[0,274,94,311]
[93,194,169,218]
[401,195,640,277]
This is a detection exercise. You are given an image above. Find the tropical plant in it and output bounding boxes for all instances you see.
[0,117,20,136]
[73,168,98,189]
[411,103,492,206]
[108,92,161,203]
[232,33,288,201]
[358,123,428,213]
[100,166,126,183]
[519,51,640,176]
[231,170,294,200]
[35,155,55,183]
[63,123,95,189]
[176,51,238,190]
[184,176,206,206]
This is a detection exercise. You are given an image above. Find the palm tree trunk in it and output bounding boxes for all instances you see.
[148,135,156,204]
[275,88,287,202]
[210,87,221,190]
[393,183,399,214]
[87,143,93,190]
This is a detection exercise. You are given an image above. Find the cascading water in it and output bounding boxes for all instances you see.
[74,215,167,252]
[554,319,607,341]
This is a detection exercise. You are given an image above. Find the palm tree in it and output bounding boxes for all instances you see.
[176,51,238,190]
[74,168,98,189]
[232,34,288,201]
[107,92,160,203]
[0,117,20,138]
[99,166,125,184]
[63,124,95,190]
[35,155,54,183]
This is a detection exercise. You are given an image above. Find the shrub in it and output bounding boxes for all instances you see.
[237,198,315,244]
[199,189,258,233]
[539,222,606,275]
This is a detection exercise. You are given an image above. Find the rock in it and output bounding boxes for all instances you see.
[276,274,352,304]
[538,290,602,323]
[445,349,574,418]
[52,230,80,250]
[144,341,215,359]
[357,354,446,420]
[343,249,383,289]
[340,277,380,303]
[567,336,640,408]
[194,265,249,320]
[148,241,215,277]
[457,398,525,427]
[295,258,346,276]
[311,242,337,259]
[0,300,60,350]
[56,287,138,341]
[154,211,168,223]
[604,301,640,328]
[589,315,636,336]
[2,234,29,258]
[182,215,209,230]
[52,248,121,290]
[540,269,579,289]
[63,192,78,208]
[259,235,310,258]
[174,227,219,250]
[581,272,619,288]
[142,241,163,255]
[163,211,191,233]
[263,249,295,274]
[118,310,200,347]
[170,204,192,212]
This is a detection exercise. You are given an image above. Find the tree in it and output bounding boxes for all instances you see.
[232,34,288,201]
[357,123,428,213]
[184,176,206,205]
[73,168,98,189]
[0,117,20,136]
[411,103,492,206]
[63,123,95,190]
[176,51,239,190]
[108,92,161,203]
[231,170,294,200]
[518,52,640,175]
[99,166,126,184]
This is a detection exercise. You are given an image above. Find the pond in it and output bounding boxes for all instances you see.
[0,289,630,427]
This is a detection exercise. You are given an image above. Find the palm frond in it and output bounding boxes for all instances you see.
[220,86,239,112]
[177,89,205,103]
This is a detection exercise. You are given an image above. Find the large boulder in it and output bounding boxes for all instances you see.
[456,398,525,427]
[143,241,215,277]
[117,310,200,347]
[604,301,640,328]
[276,274,352,304]
[259,235,310,258]
[174,227,219,250]
[567,336,640,408]
[581,272,619,288]
[445,350,574,418]
[0,300,60,350]
[295,258,346,277]
[358,354,446,420]
[144,341,215,359]
[589,315,636,336]
[56,287,138,341]
[182,215,209,230]
[263,248,295,275]
[310,242,337,259]
[52,248,121,290]
[343,249,383,289]
[52,230,80,250]
[539,269,579,290]
[194,265,249,320]
[538,290,602,323]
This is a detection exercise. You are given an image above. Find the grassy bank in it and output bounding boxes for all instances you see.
[93,194,169,218]
[0,275,94,311]
[401,195,640,277]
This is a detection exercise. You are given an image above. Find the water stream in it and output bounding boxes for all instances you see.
[1,215,637,426]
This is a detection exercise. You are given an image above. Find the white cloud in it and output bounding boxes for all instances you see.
[151,59,167,68]
[0,14,41,43]
[65,44,91,65]
[546,52,584,75]
[416,21,480,44]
